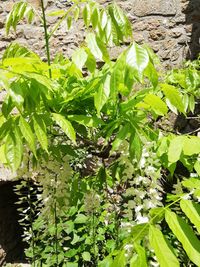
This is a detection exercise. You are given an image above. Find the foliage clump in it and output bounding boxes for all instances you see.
[1,0,200,266]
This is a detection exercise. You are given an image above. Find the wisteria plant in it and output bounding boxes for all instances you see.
[1,0,200,266]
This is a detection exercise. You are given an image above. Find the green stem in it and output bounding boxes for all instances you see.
[40,0,52,78]
[54,174,58,266]
[27,178,36,267]
[92,211,96,263]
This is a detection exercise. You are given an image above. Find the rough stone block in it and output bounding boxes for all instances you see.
[131,0,177,16]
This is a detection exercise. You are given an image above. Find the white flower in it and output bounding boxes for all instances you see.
[136,213,149,224]
[135,175,145,185]
[124,244,133,251]
[142,177,151,186]
[190,173,198,178]
[121,222,133,228]
[146,166,156,174]
[182,193,192,200]
[143,199,156,209]
[135,205,143,213]
[139,156,146,168]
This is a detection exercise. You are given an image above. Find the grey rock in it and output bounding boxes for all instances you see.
[131,0,177,16]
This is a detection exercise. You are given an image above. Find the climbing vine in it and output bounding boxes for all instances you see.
[0,0,200,266]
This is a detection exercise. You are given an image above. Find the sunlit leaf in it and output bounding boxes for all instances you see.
[143,94,168,116]
[130,243,148,267]
[5,129,23,171]
[33,114,48,152]
[165,210,200,266]
[52,113,76,143]
[149,225,179,267]
[19,116,36,156]
[180,200,200,234]
[68,115,104,128]
[183,136,200,156]
[161,84,184,113]
[168,136,185,163]
[126,43,149,81]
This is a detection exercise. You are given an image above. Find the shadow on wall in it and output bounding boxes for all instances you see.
[0,182,26,265]
[185,0,200,59]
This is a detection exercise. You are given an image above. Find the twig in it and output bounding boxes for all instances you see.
[183,127,200,135]
[40,0,52,78]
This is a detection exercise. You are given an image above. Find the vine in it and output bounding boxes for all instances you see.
[1,1,200,266]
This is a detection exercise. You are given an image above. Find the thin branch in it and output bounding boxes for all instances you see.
[183,127,200,135]
[40,0,52,78]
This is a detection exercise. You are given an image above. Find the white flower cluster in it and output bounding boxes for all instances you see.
[119,141,163,225]
[16,153,73,221]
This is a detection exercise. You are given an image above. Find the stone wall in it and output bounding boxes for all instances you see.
[0,0,200,69]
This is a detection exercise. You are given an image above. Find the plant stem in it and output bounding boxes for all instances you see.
[40,0,52,78]
[27,178,36,267]
[54,174,58,266]
[92,211,96,264]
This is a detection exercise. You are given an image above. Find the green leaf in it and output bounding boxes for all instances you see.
[67,263,78,267]
[85,47,96,73]
[47,10,66,17]
[180,200,200,234]
[112,124,130,151]
[165,210,200,266]
[143,94,168,116]
[182,178,200,190]
[19,116,36,156]
[0,145,7,164]
[161,84,185,113]
[194,161,200,176]
[82,251,91,262]
[132,223,149,243]
[9,80,26,108]
[110,54,126,99]
[126,43,149,81]
[168,136,185,163]
[72,48,88,70]
[2,42,38,60]
[6,2,34,35]
[111,3,131,37]
[108,3,131,44]
[94,82,109,116]
[144,61,158,88]
[0,118,12,140]
[5,129,23,171]
[149,225,179,267]
[130,243,148,267]
[86,33,109,62]
[98,256,113,267]
[149,207,165,224]
[74,6,80,21]
[83,4,91,27]
[26,7,35,24]
[71,233,80,245]
[111,250,126,267]
[68,115,104,128]
[91,7,99,28]
[189,95,195,113]
[74,214,88,224]
[67,16,72,30]
[129,130,142,161]
[183,136,200,156]
[33,114,48,152]
[52,113,76,143]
